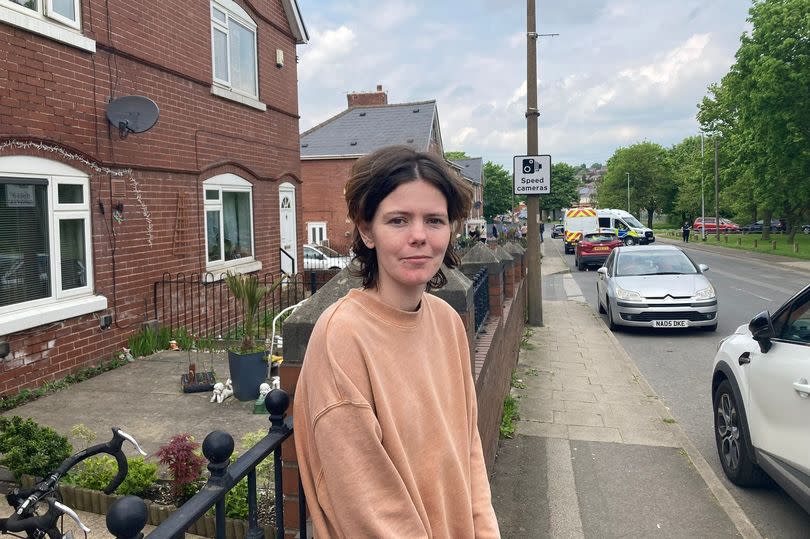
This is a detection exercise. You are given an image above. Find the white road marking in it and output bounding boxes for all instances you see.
[730,286,773,303]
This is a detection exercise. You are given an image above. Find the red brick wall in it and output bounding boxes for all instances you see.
[0,0,303,396]
[300,158,356,254]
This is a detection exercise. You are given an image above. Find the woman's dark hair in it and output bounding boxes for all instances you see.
[345,145,473,290]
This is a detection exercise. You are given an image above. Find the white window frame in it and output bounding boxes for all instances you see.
[203,173,260,275]
[0,155,106,335]
[307,222,327,245]
[210,0,259,101]
[0,0,94,52]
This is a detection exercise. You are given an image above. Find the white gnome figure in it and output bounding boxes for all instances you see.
[259,382,272,400]
[211,382,224,403]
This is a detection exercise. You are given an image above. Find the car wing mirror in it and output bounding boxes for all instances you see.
[596,267,608,276]
[749,310,775,353]
[698,263,709,272]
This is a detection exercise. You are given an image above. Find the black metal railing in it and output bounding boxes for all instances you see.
[472,268,489,333]
[153,270,337,342]
[105,390,306,539]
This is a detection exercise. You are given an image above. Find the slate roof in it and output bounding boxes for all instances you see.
[300,101,437,158]
[449,157,483,185]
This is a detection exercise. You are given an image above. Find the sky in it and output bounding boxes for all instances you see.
[295,0,753,171]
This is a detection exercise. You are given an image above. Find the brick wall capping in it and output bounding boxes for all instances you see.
[283,263,363,365]
[503,242,525,257]
[491,244,514,265]
[460,243,503,279]
[429,266,473,314]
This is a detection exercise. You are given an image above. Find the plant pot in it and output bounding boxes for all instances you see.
[227,350,268,401]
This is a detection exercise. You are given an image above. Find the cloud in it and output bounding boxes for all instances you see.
[298,25,357,83]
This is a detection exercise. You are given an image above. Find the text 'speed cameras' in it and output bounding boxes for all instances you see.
[522,158,543,174]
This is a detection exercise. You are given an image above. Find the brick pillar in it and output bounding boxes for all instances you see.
[491,244,515,300]
[279,363,303,538]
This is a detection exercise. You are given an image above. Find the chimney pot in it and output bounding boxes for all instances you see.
[376,84,383,91]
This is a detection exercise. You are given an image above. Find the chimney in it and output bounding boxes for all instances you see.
[347,84,388,108]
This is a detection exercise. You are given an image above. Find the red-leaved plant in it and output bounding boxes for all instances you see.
[155,433,206,500]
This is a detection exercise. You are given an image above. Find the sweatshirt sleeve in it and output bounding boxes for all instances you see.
[311,402,429,538]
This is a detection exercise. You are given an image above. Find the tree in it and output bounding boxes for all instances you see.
[598,142,676,228]
[699,0,810,239]
[540,162,580,215]
[444,151,470,161]
[589,162,603,169]
[482,161,513,221]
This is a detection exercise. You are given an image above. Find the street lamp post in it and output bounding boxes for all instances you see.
[700,133,706,240]
[626,172,630,212]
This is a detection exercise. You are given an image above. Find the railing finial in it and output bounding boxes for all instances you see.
[202,430,234,482]
[265,388,290,431]
[106,495,148,539]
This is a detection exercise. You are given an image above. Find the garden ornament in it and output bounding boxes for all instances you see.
[259,382,272,399]
[210,379,234,404]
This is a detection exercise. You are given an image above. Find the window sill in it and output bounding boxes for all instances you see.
[0,7,95,52]
[205,259,263,281]
[211,85,267,111]
[0,294,108,336]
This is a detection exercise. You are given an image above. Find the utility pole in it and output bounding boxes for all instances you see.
[526,0,541,325]
[701,133,705,241]
[714,138,719,241]
[626,172,630,212]
[525,0,557,326]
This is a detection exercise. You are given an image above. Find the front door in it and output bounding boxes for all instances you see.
[279,183,297,274]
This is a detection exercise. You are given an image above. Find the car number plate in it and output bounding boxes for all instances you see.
[653,320,688,328]
[593,246,609,251]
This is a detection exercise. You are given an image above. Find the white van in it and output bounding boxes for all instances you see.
[563,207,599,254]
[597,209,655,245]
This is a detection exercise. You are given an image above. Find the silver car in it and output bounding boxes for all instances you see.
[596,245,718,331]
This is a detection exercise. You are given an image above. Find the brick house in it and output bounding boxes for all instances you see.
[0,0,308,396]
[449,157,485,234]
[300,86,483,254]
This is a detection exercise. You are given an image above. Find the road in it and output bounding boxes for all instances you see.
[543,236,810,537]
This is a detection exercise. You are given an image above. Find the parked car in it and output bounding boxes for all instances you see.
[575,232,622,271]
[741,219,785,233]
[710,284,810,515]
[551,224,564,238]
[596,245,717,331]
[303,244,351,270]
[802,224,810,235]
[693,217,741,233]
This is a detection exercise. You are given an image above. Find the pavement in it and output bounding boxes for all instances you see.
[490,241,762,538]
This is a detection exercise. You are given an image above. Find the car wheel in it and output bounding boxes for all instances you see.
[605,299,618,331]
[624,236,636,246]
[713,379,767,486]
[577,257,585,271]
[597,286,606,314]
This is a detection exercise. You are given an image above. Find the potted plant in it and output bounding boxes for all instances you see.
[223,272,281,401]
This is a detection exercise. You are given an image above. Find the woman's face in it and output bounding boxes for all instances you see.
[360,179,451,307]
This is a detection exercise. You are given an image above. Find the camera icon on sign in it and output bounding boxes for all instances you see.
[522,158,543,174]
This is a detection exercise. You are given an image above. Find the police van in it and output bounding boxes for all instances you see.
[597,209,655,245]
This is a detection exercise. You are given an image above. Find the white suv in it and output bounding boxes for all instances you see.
[710,284,810,514]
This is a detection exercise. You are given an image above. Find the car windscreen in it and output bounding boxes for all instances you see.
[615,250,697,276]
[583,233,616,243]
[315,245,341,257]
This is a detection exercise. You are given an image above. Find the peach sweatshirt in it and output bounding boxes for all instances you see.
[294,288,500,538]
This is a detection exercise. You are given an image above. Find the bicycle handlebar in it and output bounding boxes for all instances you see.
[8,427,146,536]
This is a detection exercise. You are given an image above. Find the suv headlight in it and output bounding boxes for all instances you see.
[694,285,716,300]
[615,286,643,301]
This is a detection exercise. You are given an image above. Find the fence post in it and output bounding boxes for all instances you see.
[202,431,235,539]
[106,496,148,539]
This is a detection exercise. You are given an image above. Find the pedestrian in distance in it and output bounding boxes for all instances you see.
[682,221,691,243]
[492,223,498,239]
[540,222,545,243]
[294,145,501,538]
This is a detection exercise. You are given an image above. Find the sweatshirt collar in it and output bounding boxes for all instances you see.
[347,288,425,328]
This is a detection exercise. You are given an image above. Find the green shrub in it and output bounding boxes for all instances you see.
[0,416,72,479]
[172,327,195,351]
[63,455,157,497]
[128,325,159,357]
[157,325,172,351]
[223,477,249,519]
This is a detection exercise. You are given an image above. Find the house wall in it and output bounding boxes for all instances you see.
[0,0,302,396]
[300,158,356,254]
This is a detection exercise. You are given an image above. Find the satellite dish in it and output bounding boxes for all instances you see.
[106,96,160,138]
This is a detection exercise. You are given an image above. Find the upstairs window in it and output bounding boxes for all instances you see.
[1,0,81,29]
[211,0,258,99]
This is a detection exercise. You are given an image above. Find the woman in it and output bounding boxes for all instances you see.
[294,146,500,538]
